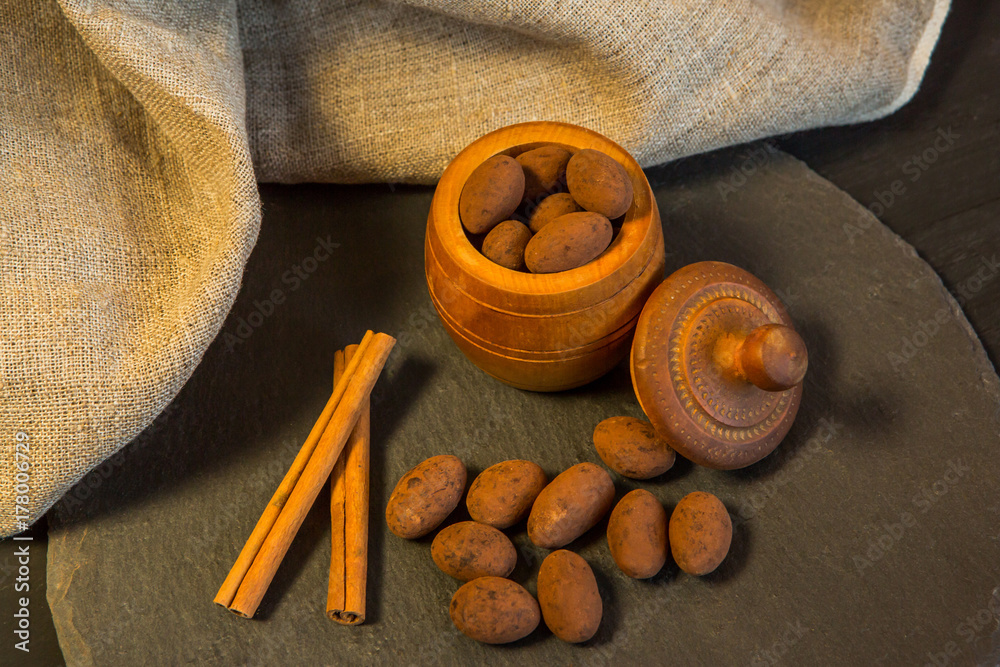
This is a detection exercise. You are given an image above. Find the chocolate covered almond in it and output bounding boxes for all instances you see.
[607,489,668,579]
[669,491,732,576]
[537,550,602,643]
[459,155,525,234]
[450,577,540,644]
[593,416,676,479]
[517,145,572,203]
[432,521,517,581]
[566,148,633,219]
[482,220,532,270]
[466,460,547,529]
[527,192,583,234]
[524,211,612,274]
[527,462,614,548]
[385,455,466,539]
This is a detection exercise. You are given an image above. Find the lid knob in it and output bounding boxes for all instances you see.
[722,323,808,392]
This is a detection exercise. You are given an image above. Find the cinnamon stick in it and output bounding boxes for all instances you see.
[328,349,348,615]
[327,344,370,624]
[219,332,395,618]
[214,331,376,610]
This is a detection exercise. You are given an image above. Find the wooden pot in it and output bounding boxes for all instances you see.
[425,121,665,391]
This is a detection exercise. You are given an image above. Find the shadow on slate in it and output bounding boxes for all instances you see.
[46,148,1000,666]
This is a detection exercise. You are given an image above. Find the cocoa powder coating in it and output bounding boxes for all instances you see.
[466,460,547,529]
[459,155,525,234]
[481,220,532,270]
[566,148,633,219]
[524,211,612,274]
[593,416,676,479]
[669,491,732,576]
[537,549,602,643]
[607,489,669,579]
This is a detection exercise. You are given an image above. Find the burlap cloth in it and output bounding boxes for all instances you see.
[0,0,950,536]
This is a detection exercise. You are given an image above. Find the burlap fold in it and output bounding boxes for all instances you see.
[0,0,949,536]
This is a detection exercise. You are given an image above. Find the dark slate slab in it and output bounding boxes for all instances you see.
[46,147,1000,666]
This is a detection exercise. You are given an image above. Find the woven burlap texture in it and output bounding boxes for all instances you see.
[0,0,949,536]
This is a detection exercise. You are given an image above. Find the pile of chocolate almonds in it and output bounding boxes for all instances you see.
[385,456,604,644]
[384,415,733,646]
[459,146,634,273]
[595,416,733,578]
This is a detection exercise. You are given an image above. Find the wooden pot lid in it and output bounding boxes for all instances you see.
[630,261,808,469]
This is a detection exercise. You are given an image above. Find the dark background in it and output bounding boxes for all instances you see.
[3,2,997,664]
